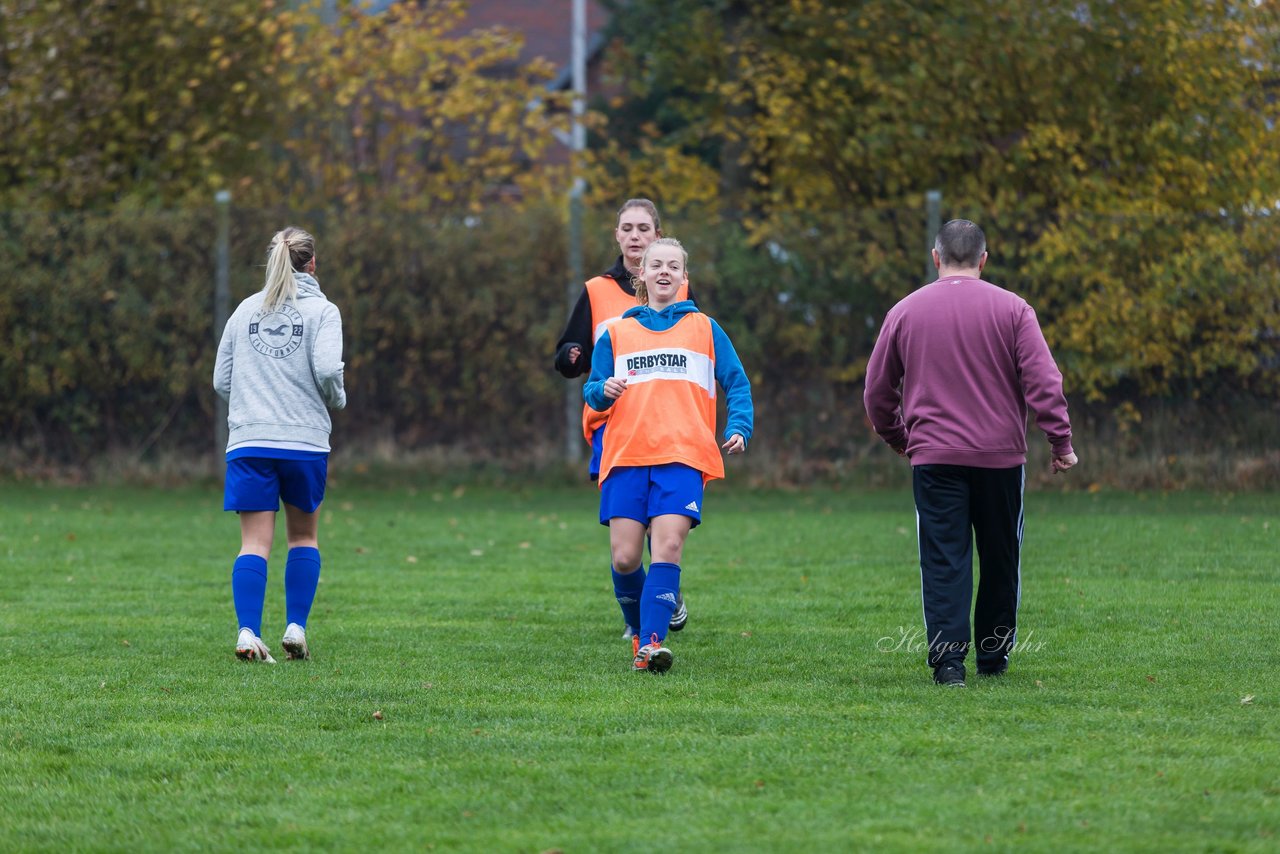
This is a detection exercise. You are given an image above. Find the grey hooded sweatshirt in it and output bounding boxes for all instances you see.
[213,272,346,453]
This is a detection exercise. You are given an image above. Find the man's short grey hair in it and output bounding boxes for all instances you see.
[934,220,987,268]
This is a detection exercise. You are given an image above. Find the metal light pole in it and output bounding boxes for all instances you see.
[925,189,942,281]
[565,0,587,464]
[214,190,231,470]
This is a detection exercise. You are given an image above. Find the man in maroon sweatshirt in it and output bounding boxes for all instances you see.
[864,219,1078,687]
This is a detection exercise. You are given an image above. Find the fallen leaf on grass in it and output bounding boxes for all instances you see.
[1146,675,1157,683]
[121,640,130,647]
[1241,694,1254,705]
[470,549,484,557]
[372,710,383,720]
[405,555,418,564]
[740,632,752,637]
[1034,680,1043,687]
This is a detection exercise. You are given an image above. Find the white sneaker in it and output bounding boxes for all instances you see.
[235,628,276,663]
[281,623,310,661]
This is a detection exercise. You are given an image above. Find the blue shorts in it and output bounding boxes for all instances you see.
[224,455,328,513]
[588,424,605,480]
[599,463,703,528]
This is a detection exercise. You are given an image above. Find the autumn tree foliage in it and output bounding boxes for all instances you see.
[0,0,282,208]
[595,0,1280,399]
[261,1,567,210]
[0,0,567,210]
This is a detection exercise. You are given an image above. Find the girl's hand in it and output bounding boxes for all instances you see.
[722,434,745,455]
[603,377,628,400]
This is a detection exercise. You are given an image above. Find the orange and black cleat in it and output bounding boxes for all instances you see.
[632,633,673,674]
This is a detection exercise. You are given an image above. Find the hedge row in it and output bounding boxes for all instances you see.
[2,204,1275,475]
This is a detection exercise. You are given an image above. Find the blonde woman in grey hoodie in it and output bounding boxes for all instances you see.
[214,226,346,663]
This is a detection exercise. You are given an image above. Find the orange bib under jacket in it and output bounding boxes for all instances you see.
[580,276,689,441]
[598,312,723,485]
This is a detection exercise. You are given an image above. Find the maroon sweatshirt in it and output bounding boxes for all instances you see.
[863,275,1074,468]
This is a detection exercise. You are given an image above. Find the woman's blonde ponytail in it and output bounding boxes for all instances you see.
[263,227,315,310]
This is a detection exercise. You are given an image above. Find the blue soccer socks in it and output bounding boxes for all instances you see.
[284,547,321,629]
[640,562,681,642]
[612,565,646,638]
[232,554,269,637]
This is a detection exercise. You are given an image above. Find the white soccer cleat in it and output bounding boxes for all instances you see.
[281,623,310,661]
[668,593,688,632]
[622,625,635,641]
[235,628,277,663]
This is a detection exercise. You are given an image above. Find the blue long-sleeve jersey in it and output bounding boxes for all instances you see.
[583,300,754,448]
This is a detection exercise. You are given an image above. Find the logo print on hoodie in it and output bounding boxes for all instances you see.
[249,304,304,359]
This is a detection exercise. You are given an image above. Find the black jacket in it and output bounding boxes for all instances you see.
[553,256,699,377]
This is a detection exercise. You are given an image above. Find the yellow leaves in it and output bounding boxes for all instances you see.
[240,1,564,210]
[1030,200,1280,400]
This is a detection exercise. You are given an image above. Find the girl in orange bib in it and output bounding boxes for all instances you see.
[584,238,753,673]
[553,199,695,639]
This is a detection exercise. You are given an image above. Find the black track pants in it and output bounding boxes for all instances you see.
[912,464,1024,671]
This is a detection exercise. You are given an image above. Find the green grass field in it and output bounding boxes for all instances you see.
[1,481,1276,852]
